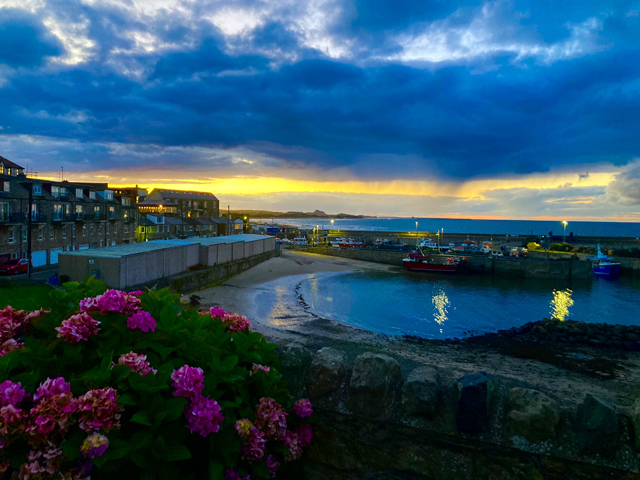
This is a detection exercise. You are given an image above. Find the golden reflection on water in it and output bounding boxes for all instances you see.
[268,285,291,327]
[550,289,574,321]
[432,290,449,325]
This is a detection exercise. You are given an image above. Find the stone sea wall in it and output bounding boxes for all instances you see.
[293,246,593,279]
[277,343,640,480]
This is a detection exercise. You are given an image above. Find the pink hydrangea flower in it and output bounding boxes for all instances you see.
[250,364,270,376]
[0,338,23,357]
[0,380,25,408]
[126,311,156,333]
[171,365,205,398]
[79,297,99,313]
[220,313,251,332]
[254,397,287,440]
[117,352,157,376]
[184,394,225,437]
[235,419,253,438]
[295,424,314,448]
[209,307,227,318]
[55,313,100,343]
[224,469,251,480]
[293,398,313,418]
[27,394,77,437]
[128,290,143,297]
[34,377,71,403]
[266,454,280,478]
[283,429,304,461]
[19,448,64,477]
[0,404,25,436]
[81,432,109,458]
[97,289,141,315]
[76,388,121,433]
[241,426,265,461]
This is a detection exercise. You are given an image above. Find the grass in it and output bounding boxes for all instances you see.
[0,284,54,311]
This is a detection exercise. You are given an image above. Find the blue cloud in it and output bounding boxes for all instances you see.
[0,9,63,68]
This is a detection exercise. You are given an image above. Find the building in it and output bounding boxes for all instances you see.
[136,189,221,240]
[0,156,138,268]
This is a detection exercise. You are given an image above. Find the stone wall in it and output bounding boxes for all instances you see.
[129,249,281,293]
[278,343,639,480]
[293,247,593,279]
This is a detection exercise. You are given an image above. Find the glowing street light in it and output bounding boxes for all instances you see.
[562,220,568,243]
[415,221,418,237]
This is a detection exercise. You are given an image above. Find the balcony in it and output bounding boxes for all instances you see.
[53,213,73,222]
[75,213,84,222]
[85,212,107,222]
[0,212,24,223]
[30,213,47,223]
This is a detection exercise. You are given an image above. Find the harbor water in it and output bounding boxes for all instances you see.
[250,270,640,339]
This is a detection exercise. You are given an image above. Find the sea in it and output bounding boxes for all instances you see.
[249,270,640,339]
[271,218,640,238]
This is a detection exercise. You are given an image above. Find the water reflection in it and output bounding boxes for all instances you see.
[550,289,574,321]
[432,290,449,325]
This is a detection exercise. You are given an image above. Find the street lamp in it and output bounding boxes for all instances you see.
[562,220,568,243]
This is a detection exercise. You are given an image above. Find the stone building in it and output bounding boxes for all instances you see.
[0,157,138,268]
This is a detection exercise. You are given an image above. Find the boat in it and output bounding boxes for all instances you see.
[587,245,620,276]
[402,253,465,273]
[329,237,346,247]
[417,237,439,249]
[372,239,409,251]
[338,238,365,248]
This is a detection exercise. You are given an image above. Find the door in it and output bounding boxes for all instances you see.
[50,247,63,265]
[32,250,47,267]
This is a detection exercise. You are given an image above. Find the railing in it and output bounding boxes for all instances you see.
[75,213,84,222]
[30,213,47,223]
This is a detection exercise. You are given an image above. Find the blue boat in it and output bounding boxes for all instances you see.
[587,245,620,277]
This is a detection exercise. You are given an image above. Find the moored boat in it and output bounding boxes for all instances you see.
[587,245,620,276]
[338,238,365,248]
[402,253,464,273]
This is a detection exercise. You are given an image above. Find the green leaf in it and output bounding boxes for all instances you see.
[131,411,153,426]
[208,461,224,480]
[117,393,138,406]
[100,350,114,372]
[164,444,192,462]
[105,438,131,460]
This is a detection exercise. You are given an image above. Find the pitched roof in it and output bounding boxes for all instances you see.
[0,156,25,170]
[150,189,218,201]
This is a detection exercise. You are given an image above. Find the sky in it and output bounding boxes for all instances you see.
[1,0,640,220]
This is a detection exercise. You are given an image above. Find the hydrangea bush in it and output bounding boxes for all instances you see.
[0,277,313,479]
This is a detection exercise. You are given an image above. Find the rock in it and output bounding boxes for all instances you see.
[307,347,347,397]
[402,366,440,416]
[575,394,618,456]
[504,388,561,442]
[279,342,312,371]
[630,395,640,449]
[456,372,495,435]
[349,352,402,417]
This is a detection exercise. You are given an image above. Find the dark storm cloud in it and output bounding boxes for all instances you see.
[0,0,640,181]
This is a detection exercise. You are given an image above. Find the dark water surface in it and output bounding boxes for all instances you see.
[252,271,640,339]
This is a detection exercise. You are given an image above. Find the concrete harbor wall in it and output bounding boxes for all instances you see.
[277,343,640,480]
[293,246,593,279]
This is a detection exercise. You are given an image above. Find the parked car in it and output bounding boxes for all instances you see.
[0,258,31,275]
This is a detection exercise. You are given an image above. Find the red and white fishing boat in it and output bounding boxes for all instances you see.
[338,238,365,248]
[402,253,465,273]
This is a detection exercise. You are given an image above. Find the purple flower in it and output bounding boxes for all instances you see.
[79,296,99,313]
[34,377,72,403]
[56,312,100,343]
[126,311,156,333]
[220,313,251,332]
[0,380,25,408]
[81,432,109,458]
[296,424,314,448]
[77,388,121,433]
[184,394,225,437]
[171,365,205,398]
[224,469,251,480]
[235,419,253,438]
[266,454,280,478]
[241,427,265,461]
[250,364,270,376]
[293,398,313,418]
[117,352,157,376]
[209,307,227,318]
[97,289,141,315]
[283,429,304,461]
[254,397,287,440]
[128,290,143,297]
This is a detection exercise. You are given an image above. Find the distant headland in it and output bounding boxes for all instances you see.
[230,209,376,219]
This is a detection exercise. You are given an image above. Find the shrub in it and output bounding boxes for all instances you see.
[0,277,313,479]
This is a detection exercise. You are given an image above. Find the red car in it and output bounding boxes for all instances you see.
[0,258,31,275]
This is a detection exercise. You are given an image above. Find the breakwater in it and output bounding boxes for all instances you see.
[276,342,640,480]
[293,246,593,279]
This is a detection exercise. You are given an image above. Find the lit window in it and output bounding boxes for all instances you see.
[52,186,60,198]
[75,205,83,219]
[2,182,9,192]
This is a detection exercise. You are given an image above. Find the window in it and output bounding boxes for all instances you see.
[75,205,83,219]
[82,226,87,237]
[124,225,129,234]
[52,186,61,198]
[76,188,83,198]
[109,206,115,219]
[31,204,38,221]
[33,184,42,195]
[140,227,145,233]
[2,181,9,192]
[100,240,104,248]
[22,229,27,243]
[63,226,67,239]
[123,211,130,222]
[8,228,15,244]
[50,228,54,240]
[90,226,95,236]
[114,225,117,235]
[89,191,96,200]
[122,198,131,206]
[94,206,100,219]
[0,165,3,174]
[72,226,76,237]
[106,224,109,236]
[38,227,43,241]
[53,204,63,221]
[0,202,8,221]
